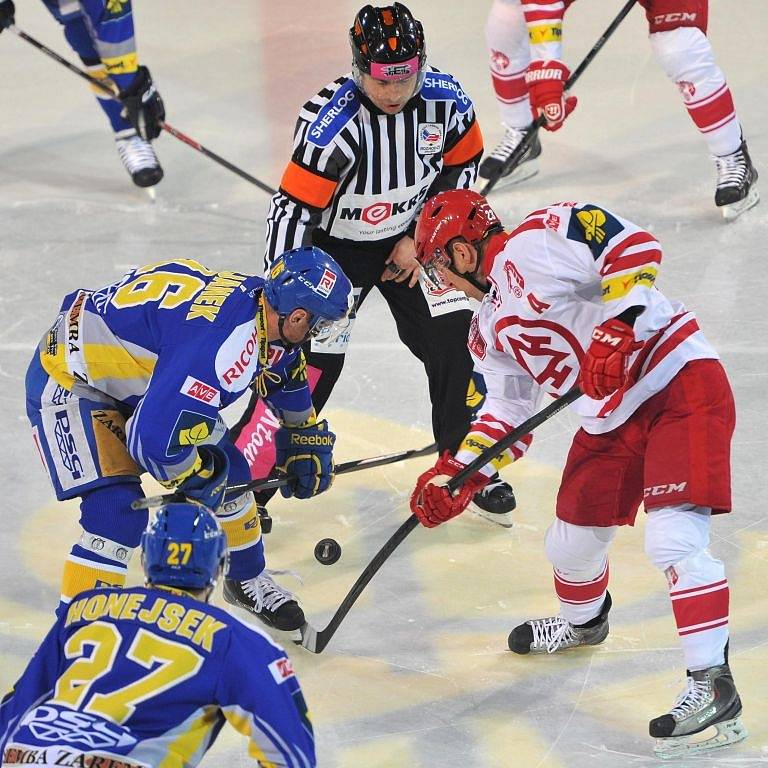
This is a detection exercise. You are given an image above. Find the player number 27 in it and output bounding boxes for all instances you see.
[51,622,203,723]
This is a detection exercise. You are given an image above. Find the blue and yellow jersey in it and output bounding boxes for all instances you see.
[33,259,314,486]
[0,586,315,768]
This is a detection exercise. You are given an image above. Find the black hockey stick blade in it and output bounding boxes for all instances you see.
[480,0,638,196]
[131,440,438,510]
[296,388,581,654]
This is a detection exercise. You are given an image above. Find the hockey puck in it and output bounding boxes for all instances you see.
[314,538,342,565]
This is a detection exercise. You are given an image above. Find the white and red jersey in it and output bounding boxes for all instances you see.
[455,202,718,474]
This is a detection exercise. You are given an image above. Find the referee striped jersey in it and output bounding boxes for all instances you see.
[265,66,484,263]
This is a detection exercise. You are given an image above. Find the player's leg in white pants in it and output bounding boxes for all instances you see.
[485,0,532,128]
[645,504,729,669]
[650,27,741,157]
[544,518,617,626]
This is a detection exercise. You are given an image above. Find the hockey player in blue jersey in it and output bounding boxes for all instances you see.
[0,0,165,187]
[25,246,353,631]
[0,502,316,768]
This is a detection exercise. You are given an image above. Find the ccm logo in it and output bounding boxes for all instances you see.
[644,482,687,498]
[653,12,696,24]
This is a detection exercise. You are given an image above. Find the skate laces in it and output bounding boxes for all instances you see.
[714,150,747,189]
[116,133,159,174]
[241,570,297,613]
[669,676,713,721]
[488,126,527,161]
[530,616,579,653]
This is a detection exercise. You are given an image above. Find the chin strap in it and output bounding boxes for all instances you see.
[446,263,489,296]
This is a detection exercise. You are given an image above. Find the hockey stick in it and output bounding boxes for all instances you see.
[5,25,277,196]
[480,0,638,196]
[131,441,438,510]
[297,386,582,653]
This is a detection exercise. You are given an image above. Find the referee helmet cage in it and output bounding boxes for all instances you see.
[265,246,354,344]
[415,190,502,287]
[141,502,227,590]
[350,3,427,89]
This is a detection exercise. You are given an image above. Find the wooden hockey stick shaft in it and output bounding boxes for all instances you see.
[298,387,582,653]
[131,441,438,510]
[6,25,277,195]
[479,0,638,196]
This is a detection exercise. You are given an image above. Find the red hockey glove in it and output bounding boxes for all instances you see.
[525,60,577,132]
[578,319,642,400]
[410,451,490,528]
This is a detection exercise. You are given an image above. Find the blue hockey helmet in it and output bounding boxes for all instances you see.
[264,246,354,344]
[141,502,227,590]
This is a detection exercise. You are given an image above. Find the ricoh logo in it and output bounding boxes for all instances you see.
[644,482,687,499]
[222,328,259,385]
[54,410,83,480]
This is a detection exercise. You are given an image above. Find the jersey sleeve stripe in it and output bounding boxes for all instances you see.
[599,231,660,275]
[601,249,662,277]
[442,120,484,166]
[279,162,338,209]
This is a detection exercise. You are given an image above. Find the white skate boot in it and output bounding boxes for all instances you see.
[650,662,747,759]
[714,138,759,221]
[115,130,164,188]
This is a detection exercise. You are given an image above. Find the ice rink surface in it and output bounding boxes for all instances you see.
[1,1,767,766]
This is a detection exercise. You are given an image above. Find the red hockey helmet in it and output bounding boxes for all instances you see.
[415,189,501,276]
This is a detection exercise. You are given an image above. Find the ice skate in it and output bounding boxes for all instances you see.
[650,662,747,759]
[468,474,516,528]
[223,570,305,632]
[478,125,541,189]
[714,138,759,221]
[508,592,611,654]
[115,130,164,188]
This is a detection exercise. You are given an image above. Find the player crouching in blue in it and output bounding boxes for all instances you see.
[0,502,316,768]
[25,246,353,632]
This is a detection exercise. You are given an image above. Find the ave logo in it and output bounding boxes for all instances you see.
[180,376,220,406]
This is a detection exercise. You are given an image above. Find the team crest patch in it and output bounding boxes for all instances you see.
[180,376,220,406]
[268,656,296,684]
[316,268,337,298]
[418,123,444,155]
[566,204,625,260]
[168,410,218,451]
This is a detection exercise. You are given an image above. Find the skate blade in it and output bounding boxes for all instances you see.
[467,502,515,529]
[653,716,748,759]
[721,186,759,221]
[482,160,540,193]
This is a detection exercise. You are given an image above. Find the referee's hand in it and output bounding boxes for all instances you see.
[382,235,421,288]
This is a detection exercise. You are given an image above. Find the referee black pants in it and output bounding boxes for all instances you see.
[306,238,473,454]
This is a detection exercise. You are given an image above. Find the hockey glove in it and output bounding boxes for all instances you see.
[578,318,642,400]
[275,420,336,499]
[410,451,490,528]
[525,60,577,132]
[178,445,230,511]
[0,0,15,30]
[119,65,165,141]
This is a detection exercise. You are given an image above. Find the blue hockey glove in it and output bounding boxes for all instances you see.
[179,445,230,510]
[275,420,336,499]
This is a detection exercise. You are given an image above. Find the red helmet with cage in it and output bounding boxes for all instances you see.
[414,189,502,274]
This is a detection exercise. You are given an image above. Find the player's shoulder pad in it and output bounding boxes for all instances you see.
[421,67,473,115]
[306,77,361,149]
[564,202,627,261]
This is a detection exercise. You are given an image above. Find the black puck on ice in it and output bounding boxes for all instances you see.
[314,538,342,565]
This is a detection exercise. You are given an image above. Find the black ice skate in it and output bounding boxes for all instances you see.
[478,125,542,189]
[650,663,747,759]
[116,130,164,188]
[713,138,759,221]
[223,570,305,632]
[509,592,611,654]
[468,475,516,528]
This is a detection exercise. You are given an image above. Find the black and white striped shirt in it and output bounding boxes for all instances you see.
[265,66,483,264]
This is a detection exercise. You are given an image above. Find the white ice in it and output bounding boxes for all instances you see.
[1,2,766,767]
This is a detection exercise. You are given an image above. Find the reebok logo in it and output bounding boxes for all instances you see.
[289,433,334,447]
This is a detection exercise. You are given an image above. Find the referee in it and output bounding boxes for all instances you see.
[244,2,516,520]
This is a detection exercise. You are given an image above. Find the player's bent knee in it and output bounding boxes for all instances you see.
[79,483,147,547]
[650,27,715,82]
[644,504,711,571]
[545,518,617,573]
